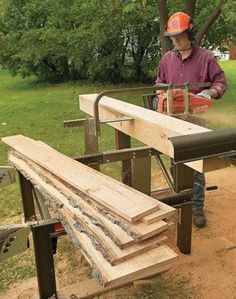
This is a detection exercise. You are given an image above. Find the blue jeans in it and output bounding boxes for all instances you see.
[193,171,205,208]
[170,162,205,208]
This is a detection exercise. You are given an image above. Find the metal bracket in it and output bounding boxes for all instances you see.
[93,87,156,136]
[64,117,133,128]
[0,225,30,261]
[166,84,173,114]
[183,83,190,114]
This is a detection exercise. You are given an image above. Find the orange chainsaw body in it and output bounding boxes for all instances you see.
[157,89,212,114]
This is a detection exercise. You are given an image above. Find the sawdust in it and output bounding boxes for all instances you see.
[200,110,236,129]
[1,166,236,298]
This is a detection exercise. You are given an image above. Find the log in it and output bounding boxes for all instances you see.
[79,94,229,172]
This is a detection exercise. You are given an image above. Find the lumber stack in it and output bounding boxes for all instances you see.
[2,135,178,288]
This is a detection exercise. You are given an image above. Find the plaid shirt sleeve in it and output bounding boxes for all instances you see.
[208,56,228,99]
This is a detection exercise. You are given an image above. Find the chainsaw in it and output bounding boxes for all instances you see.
[143,83,213,117]
[155,89,212,114]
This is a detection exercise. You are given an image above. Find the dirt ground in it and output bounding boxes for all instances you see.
[1,166,236,299]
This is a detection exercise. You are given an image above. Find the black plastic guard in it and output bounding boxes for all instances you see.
[169,128,236,163]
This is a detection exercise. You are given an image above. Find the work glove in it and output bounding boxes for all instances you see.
[152,96,159,110]
[196,89,212,100]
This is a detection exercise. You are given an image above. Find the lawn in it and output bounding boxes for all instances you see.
[0,60,235,292]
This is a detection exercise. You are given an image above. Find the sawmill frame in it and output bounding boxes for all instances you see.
[6,87,236,298]
[2,87,236,298]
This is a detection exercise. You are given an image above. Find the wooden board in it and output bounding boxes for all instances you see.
[26,140,177,226]
[10,153,168,265]
[142,204,176,225]
[2,135,160,223]
[35,141,176,226]
[9,153,169,248]
[60,209,178,287]
[16,151,135,248]
[7,154,178,288]
[79,94,229,173]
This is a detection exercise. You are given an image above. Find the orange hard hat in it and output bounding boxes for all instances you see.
[164,12,194,36]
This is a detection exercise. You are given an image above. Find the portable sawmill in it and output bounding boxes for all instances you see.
[1,84,236,299]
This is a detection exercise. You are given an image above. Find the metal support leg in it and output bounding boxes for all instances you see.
[177,202,192,254]
[115,130,131,186]
[18,172,36,222]
[173,163,194,193]
[132,156,151,195]
[31,221,58,299]
[173,164,194,254]
[84,118,100,171]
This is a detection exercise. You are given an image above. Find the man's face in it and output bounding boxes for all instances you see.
[170,31,191,51]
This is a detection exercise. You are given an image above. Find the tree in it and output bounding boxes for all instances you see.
[0,0,161,82]
[0,0,234,83]
[158,0,233,54]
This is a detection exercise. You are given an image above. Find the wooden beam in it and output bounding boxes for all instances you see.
[2,135,160,223]
[79,94,229,172]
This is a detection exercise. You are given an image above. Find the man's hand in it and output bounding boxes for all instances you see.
[196,89,212,100]
[196,88,218,99]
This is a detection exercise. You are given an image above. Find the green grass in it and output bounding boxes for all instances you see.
[218,60,236,107]
[0,60,235,293]
[0,245,36,292]
[211,60,236,128]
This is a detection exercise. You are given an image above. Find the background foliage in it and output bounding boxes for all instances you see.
[0,0,235,83]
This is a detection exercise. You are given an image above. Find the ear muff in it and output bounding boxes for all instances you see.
[186,19,197,41]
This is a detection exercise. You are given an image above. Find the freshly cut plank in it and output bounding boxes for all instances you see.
[9,153,169,246]
[60,208,178,287]
[142,204,176,224]
[8,154,178,287]
[10,154,167,265]
[79,94,229,173]
[2,135,160,223]
[17,151,134,248]
[131,220,168,242]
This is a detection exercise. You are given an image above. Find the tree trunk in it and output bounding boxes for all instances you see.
[196,0,228,46]
[157,0,171,55]
[183,0,196,19]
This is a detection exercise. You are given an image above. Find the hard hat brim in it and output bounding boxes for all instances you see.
[164,28,187,37]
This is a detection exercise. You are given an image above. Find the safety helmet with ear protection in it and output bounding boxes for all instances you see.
[164,12,195,40]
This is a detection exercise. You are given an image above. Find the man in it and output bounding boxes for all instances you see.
[155,12,227,228]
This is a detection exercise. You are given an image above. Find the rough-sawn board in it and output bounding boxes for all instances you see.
[2,135,160,223]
